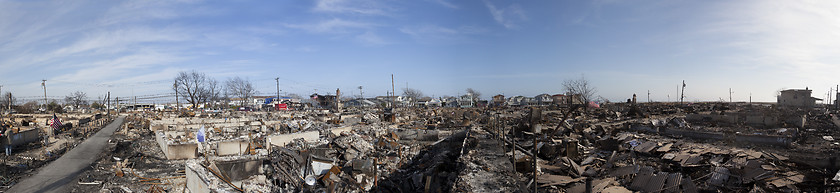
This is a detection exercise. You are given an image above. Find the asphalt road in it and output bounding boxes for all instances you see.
[7,116,125,193]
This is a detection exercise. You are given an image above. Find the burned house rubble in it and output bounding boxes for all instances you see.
[0,113,114,190]
[3,100,840,192]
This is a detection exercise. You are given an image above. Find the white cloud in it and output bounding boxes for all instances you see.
[295,46,318,52]
[355,31,390,46]
[313,0,389,15]
[200,31,277,51]
[429,0,458,9]
[401,25,458,36]
[484,1,527,29]
[0,1,94,54]
[52,27,189,57]
[284,18,374,33]
[241,26,286,36]
[97,0,210,26]
[697,1,840,83]
[400,24,487,44]
[48,50,188,93]
[0,0,279,98]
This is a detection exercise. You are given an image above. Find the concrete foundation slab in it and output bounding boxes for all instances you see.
[155,131,198,159]
[215,139,250,156]
[266,131,320,147]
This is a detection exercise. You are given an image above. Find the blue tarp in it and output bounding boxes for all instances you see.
[197,126,205,142]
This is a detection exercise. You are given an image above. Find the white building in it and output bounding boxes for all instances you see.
[777,88,821,108]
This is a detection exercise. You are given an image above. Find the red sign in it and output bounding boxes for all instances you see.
[276,103,288,110]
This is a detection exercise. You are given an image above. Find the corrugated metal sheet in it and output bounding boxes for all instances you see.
[629,166,655,191]
[629,173,651,191]
[681,175,698,193]
[664,173,682,193]
[643,172,668,193]
[708,167,730,186]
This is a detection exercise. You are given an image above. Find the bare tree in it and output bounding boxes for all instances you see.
[90,101,105,109]
[402,88,424,105]
[64,91,88,108]
[0,92,14,111]
[225,76,257,107]
[17,101,37,114]
[563,75,597,104]
[205,79,221,108]
[466,88,481,100]
[47,100,63,113]
[174,70,216,109]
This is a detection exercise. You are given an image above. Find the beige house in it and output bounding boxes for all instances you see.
[777,88,821,108]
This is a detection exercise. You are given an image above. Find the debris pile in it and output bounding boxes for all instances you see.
[29,101,839,192]
[0,113,112,191]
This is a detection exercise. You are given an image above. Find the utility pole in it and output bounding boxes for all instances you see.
[106,92,110,117]
[274,77,281,111]
[391,74,395,108]
[41,79,47,112]
[358,86,363,100]
[335,88,341,112]
[174,83,179,112]
[0,84,3,121]
[680,80,686,104]
[6,93,10,117]
[647,90,650,103]
[43,80,51,146]
[0,85,2,119]
[729,88,733,103]
[749,93,752,104]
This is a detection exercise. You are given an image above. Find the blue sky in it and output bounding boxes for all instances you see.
[1,0,839,103]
